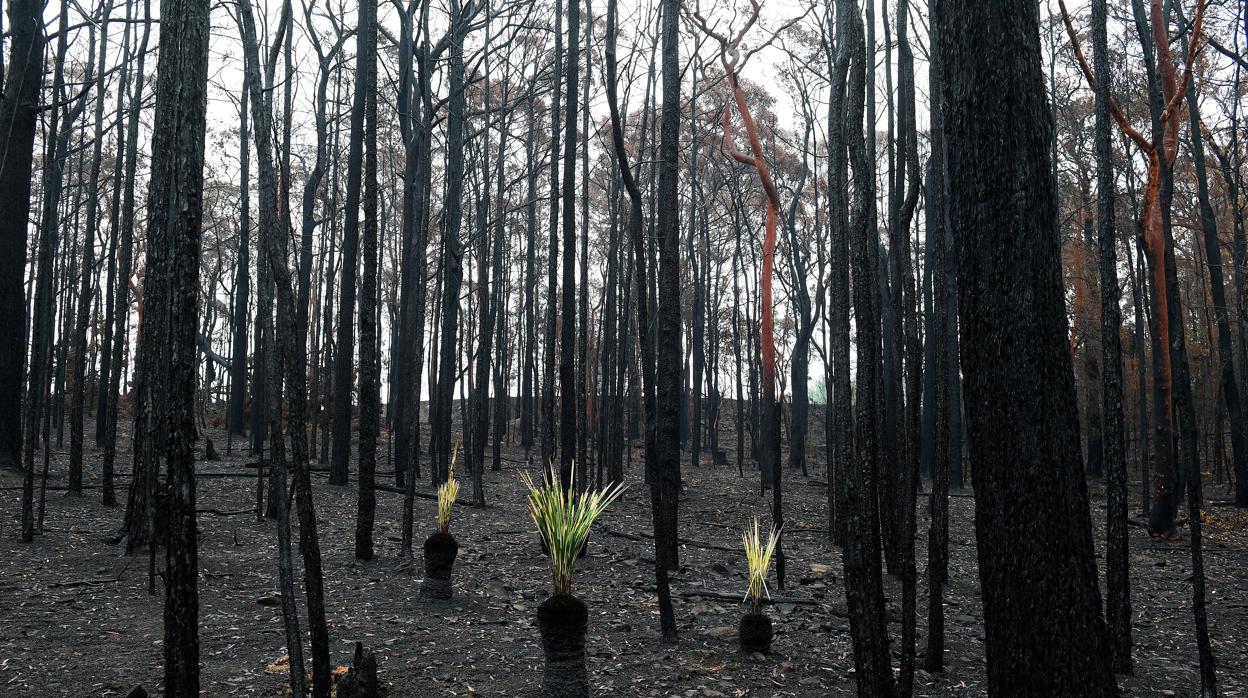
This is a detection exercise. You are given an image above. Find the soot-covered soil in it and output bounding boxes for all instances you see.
[1,425,1246,697]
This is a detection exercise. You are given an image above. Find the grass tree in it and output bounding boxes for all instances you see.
[740,517,781,654]
[421,445,461,600]
[522,462,625,696]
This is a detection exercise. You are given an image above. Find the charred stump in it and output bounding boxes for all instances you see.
[420,531,458,600]
[334,642,378,698]
[738,612,773,655]
[536,593,589,697]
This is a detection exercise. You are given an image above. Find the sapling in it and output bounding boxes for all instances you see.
[521,461,626,697]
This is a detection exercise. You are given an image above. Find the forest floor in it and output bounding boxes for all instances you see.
[1,424,1247,697]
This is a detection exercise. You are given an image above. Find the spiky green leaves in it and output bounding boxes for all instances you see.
[743,516,782,615]
[522,462,626,597]
[436,443,461,535]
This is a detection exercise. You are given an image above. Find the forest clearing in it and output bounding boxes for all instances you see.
[3,421,1247,696]
[2,0,1248,694]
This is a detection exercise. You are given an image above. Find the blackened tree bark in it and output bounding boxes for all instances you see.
[393,0,422,492]
[923,0,952,672]
[432,0,468,486]
[96,6,135,449]
[355,0,379,562]
[935,0,1117,692]
[236,0,304,687]
[68,7,112,496]
[605,0,676,641]
[1091,0,1132,674]
[1171,7,1219,691]
[27,0,81,539]
[401,0,435,555]
[893,0,922,690]
[228,86,251,439]
[239,3,333,692]
[103,0,152,509]
[840,0,894,692]
[298,0,345,467]
[577,2,593,487]
[541,0,562,474]
[0,0,43,471]
[783,102,816,481]
[468,65,509,504]
[331,0,370,485]
[558,0,580,489]
[141,0,211,688]
[520,91,539,456]
[655,0,681,575]
[822,5,851,547]
[1182,24,1248,517]
[1205,132,1248,508]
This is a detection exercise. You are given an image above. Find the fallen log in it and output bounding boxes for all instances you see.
[672,588,823,606]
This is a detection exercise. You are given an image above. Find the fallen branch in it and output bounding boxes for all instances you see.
[197,508,254,517]
[49,558,133,588]
[372,482,472,506]
[673,588,823,606]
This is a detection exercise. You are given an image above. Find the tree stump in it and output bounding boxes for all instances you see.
[334,642,378,698]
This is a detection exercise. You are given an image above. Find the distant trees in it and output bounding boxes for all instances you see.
[6,0,1248,691]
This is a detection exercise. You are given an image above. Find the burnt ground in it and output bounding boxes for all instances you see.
[1,423,1246,697]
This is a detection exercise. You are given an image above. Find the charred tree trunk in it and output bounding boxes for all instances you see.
[936,0,1117,692]
[68,9,112,496]
[541,0,563,475]
[655,0,682,576]
[331,0,370,485]
[102,0,152,510]
[141,0,212,687]
[0,0,44,471]
[355,0,380,562]
[228,86,251,439]
[432,0,469,487]
[606,0,676,641]
[1091,0,1132,674]
[839,0,894,692]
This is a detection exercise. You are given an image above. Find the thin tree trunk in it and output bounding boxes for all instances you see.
[142,0,212,688]
[605,0,676,641]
